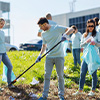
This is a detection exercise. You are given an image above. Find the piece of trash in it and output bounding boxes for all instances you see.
[9,96,15,100]
[30,78,39,85]
[17,93,21,96]
[17,77,25,81]
[64,66,67,70]
[0,88,4,92]
[29,93,38,99]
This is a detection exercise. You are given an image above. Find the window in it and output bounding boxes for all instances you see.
[69,13,99,34]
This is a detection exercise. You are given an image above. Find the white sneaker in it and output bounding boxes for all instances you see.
[88,91,95,96]
[72,91,83,96]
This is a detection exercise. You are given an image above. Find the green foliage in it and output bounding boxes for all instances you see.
[83,85,91,92]
[64,78,76,89]
[0,51,99,93]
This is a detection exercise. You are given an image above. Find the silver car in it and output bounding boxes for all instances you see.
[5,43,19,51]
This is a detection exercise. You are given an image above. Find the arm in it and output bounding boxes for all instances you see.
[64,27,74,35]
[61,27,74,41]
[40,44,47,55]
[80,41,87,48]
[37,29,43,37]
[95,32,100,47]
[35,44,47,63]
[95,41,100,47]
[80,34,87,48]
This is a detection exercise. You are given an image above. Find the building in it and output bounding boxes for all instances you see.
[52,7,100,34]
[0,1,10,43]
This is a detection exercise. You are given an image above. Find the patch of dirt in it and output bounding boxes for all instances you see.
[0,80,100,100]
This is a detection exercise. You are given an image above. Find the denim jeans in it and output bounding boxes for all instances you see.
[0,53,13,84]
[79,60,97,90]
[72,48,81,66]
[42,57,64,98]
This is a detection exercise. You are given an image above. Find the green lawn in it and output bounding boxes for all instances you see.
[0,51,100,92]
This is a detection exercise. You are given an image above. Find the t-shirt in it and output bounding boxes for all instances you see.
[0,30,6,53]
[42,25,67,57]
[81,32,100,53]
[71,32,82,49]
[48,20,57,25]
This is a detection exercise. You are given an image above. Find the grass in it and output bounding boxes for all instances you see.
[0,51,100,92]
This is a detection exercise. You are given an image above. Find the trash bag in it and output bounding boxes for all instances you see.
[63,40,68,56]
[82,44,100,75]
[2,64,16,82]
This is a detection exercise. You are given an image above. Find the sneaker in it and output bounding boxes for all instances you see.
[72,91,83,96]
[38,97,47,100]
[88,91,95,96]
[60,97,65,100]
[8,84,15,89]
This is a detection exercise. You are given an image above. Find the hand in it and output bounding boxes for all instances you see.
[86,38,91,43]
[35,54,41,63]
[61,34,67,41]
[90,41,96,45]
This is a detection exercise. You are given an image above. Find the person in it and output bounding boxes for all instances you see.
[45,13,57,25]
[72,19,100,96]
[0,18,15,88]
[36,17,74,100]
[97,19,100,32]
[37,13,57,37]
[93,17,99,31]
[95,19,100,54]
[71,25,82,66]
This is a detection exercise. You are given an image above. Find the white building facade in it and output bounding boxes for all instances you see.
[52,7,100,34]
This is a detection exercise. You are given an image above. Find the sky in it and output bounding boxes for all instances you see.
[1,0,100,47]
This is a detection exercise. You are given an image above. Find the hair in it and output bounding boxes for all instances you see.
[98,19,100,25]
[93,17,99,26]
[46,13,52,19]
[0,18,5,22]
[71,25,77,30]
[84,19,96,38]
[37,17,49,25]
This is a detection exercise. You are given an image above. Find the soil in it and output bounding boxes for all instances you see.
[0,80,100,100]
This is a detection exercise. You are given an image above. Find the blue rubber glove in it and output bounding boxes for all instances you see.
[61,34,68,41]
[35,54,41,63]
[69,40,72,43]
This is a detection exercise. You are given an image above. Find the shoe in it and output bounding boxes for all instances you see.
[88,91,95,96]
[8,84,15,89]
[60,97,65,100]
[38,97,47,100]
[72,91,83,96]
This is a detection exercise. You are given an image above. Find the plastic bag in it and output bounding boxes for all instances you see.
[2,64,16,82]
[82,44,100,75]
[63,40,68,56]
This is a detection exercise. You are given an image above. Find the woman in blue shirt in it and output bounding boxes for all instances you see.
[71,25,82,66]
[0,18,15,88]
[73,19,100,96]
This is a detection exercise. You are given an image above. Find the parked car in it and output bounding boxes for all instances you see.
[5,43,19,51]
[19,39,72,53]
[19,39,42,51]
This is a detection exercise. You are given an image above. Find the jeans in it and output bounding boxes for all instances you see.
[0,53,13,84]
[79,60,97,90]
[42,57,64,98]
[72,48,81,66]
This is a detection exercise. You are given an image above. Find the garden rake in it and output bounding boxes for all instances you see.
[8,40,64,86]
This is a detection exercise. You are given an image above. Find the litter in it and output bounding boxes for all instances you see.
[30,78,39,85]
[29,92,38,99]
